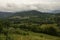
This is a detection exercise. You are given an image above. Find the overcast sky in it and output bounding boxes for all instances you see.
[0,0,60,12]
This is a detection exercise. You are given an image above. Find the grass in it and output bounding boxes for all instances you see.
[0,30,60,40]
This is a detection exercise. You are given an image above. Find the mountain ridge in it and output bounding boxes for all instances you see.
[0,10,60,19]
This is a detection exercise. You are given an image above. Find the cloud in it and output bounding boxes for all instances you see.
[0,0,60,12]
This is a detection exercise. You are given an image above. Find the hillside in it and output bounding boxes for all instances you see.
[0,10,60,19]
[0,12,14,18]
[8,10,60,24]
[0,10,60,40]
[13,10,54,16]
[0,30,60,40]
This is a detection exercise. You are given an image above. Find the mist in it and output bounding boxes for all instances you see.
[0,0,60,12]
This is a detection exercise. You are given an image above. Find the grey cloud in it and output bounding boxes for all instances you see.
[0,0,60,12]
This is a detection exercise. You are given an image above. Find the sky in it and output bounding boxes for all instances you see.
[0,0,60,12]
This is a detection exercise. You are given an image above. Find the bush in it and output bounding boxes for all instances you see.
[40,24,58,36]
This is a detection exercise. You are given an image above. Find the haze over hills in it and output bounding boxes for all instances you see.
[0,10,49,18]
[51,10,60,13]
[0,10,60,19]
[0,12,14,18]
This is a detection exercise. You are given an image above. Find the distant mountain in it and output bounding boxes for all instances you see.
[51,10,60,13]
[8,10,56,20]
[14,10,42,16]
[0,12,14,18]
[12,10,53,16]
[0,10,60,19]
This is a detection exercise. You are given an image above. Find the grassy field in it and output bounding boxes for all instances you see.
[0,29,60,40]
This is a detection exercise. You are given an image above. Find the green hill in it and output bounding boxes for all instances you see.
[0,10,60,40]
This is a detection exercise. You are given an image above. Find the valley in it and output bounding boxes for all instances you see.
[0,10,60,40]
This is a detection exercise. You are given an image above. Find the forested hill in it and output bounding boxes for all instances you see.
[0,12,14,18]
[14,10,53,16]
[0,10,60,19]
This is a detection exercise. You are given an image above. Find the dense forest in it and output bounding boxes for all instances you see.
[0,10,60,40]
